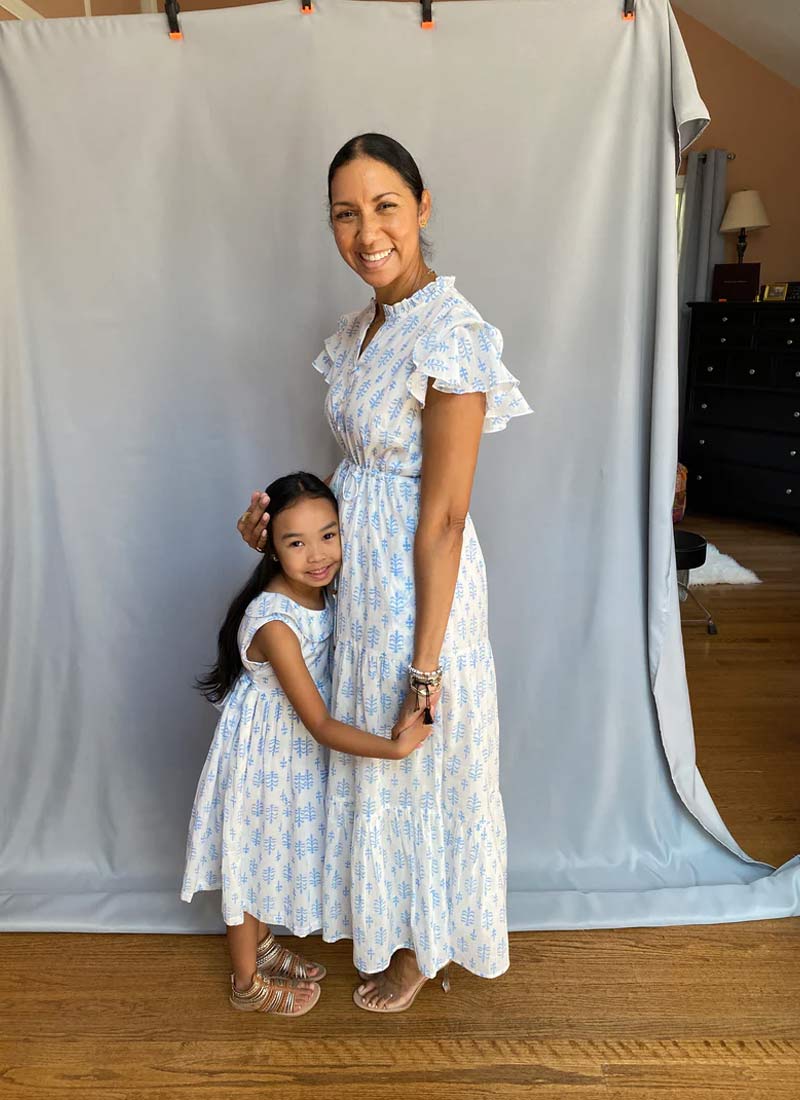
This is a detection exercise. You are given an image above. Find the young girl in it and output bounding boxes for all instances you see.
[180,472,430,1017]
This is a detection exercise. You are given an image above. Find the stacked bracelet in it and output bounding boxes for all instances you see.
[408,663,443,685]
[408,664,443,726]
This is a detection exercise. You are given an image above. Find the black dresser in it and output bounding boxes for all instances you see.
[682,301,800,525]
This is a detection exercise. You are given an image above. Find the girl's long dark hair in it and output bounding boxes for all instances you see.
[196,472,338,704]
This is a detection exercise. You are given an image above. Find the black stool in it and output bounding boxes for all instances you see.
[674,529,718,635]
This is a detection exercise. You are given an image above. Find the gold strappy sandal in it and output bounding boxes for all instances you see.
[256,931,327,981]
[229,972,321,1016]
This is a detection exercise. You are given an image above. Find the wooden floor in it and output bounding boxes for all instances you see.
[2,514,798,1099]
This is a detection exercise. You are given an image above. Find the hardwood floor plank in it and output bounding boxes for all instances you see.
[678,513,800,867]
[605,1062,799,1098]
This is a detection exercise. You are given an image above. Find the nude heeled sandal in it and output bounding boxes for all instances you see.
[229,972,321,1016]
[256,931,328,981]
[353,964,451,1013]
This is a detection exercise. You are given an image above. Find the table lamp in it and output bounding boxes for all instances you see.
[720,190,770,263]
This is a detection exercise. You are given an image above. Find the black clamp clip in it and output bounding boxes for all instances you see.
[421,0,433,30]
[623,0,635,20]
[165,0,182,39]
[301,0,313,12]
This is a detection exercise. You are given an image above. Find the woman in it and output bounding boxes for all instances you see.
[239,133,531,1012]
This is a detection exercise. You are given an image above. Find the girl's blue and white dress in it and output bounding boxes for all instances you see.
[180,592,332,933]
[313,275,532,979]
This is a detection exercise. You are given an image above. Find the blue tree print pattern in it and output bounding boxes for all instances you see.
[181,593,332,934]
[313,275,532,979]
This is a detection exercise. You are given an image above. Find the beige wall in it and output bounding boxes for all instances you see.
[674,6,800,285]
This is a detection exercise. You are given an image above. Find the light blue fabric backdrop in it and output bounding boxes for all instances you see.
[1,0,798,934]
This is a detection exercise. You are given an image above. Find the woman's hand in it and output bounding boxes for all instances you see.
[237,491,270,552]
[392,711,435,758]
[391,687,442,740]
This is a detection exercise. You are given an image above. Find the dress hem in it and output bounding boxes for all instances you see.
[180,889,321,939]
[321,930,510,981]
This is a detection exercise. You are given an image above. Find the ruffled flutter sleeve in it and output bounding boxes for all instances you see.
[312,313,351,386]
[408,319,533,433]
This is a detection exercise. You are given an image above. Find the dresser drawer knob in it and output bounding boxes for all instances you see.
[791,451,797,457]
[787,489,793,496]
[748,369,755,375]
[790,317,796,324]
[706,365,714,372]
[701,403,708,410]
[721,316,728,323]
[720,337,727,344]
[788,339,795,346]
[795,412,800,418]
[796,371,800,378]
[695,475,703,481]
[699,439,705,445]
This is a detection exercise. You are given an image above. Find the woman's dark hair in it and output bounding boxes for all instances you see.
[327,132,431,259]
[196,472,338,704]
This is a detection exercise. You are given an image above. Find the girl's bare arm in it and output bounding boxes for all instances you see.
[252,621,429,760]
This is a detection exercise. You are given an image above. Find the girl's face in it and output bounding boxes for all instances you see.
[330,156,431,292]
[271,496,342,591]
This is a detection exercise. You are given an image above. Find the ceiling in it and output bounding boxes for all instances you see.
[2,0,800,92]
[678,0,800,88]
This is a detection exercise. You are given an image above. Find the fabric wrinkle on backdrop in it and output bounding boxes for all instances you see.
[1,0,798,934]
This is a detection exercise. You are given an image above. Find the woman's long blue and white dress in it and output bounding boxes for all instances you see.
[181,592,332,933]
[314,275,532,978]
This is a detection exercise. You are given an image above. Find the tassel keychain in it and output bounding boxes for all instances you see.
[422,683,434,726]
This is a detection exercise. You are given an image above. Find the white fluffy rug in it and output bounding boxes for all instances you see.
[688,542,761,587]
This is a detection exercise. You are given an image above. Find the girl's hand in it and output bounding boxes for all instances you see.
[238,492,270,552]
[391,687,442,740]
[393,711,434,758]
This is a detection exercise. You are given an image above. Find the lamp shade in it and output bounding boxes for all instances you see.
[720,190,770,233]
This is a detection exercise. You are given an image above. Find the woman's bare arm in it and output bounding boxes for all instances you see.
[252,621,429,759]
[390,387,485,738]
[413,387,486,671]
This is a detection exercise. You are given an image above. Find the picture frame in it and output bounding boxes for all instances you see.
[762,282,789,302]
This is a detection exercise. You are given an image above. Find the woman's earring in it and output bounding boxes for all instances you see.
[271,554,279,562]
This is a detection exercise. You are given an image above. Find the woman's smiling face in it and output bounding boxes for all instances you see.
[330,156,431,292]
